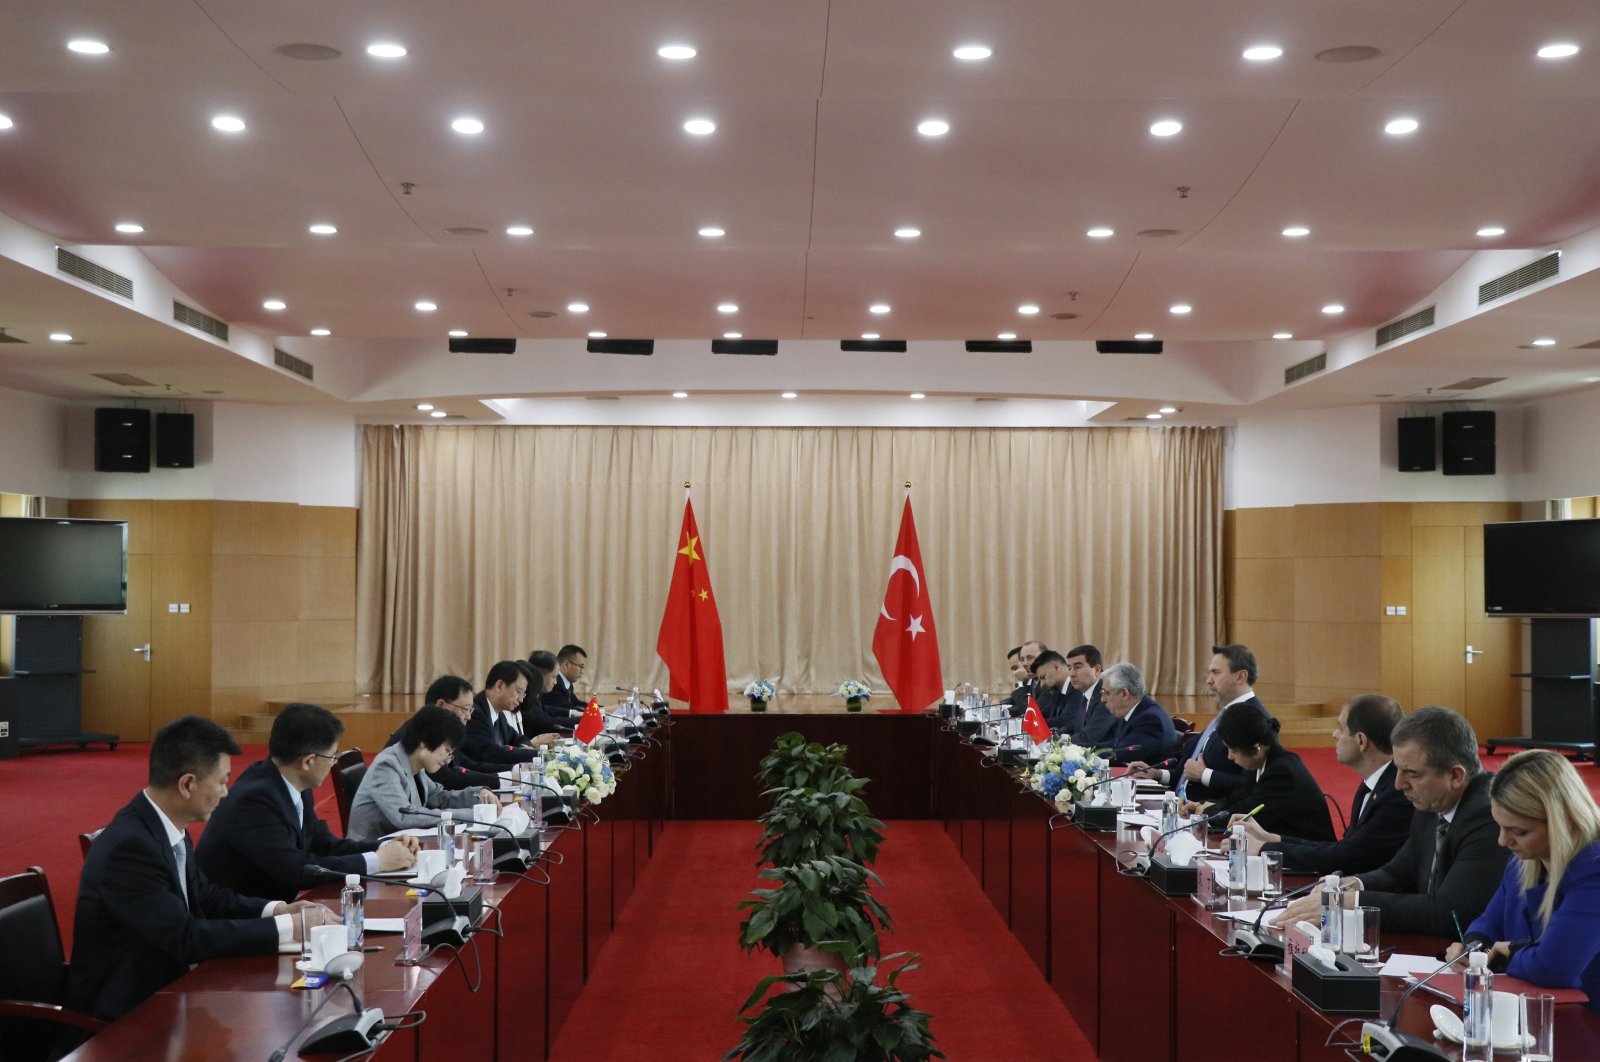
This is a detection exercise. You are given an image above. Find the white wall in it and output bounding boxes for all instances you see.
[212,403,358,507]
[0,385,69,497]
[1518,388,1600,502]
[1226,405,1382,509]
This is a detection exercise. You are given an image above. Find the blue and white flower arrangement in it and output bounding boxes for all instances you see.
[545,744,617,805]
[835,680,872,701]
[742,680,777,702]
[1027,739,1109,811]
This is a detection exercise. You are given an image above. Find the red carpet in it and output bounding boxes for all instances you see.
[551,819,1097,1062]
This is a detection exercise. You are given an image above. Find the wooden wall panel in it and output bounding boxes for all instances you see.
[1230,559,1295,620]
[302,506,357,558]
[1295,556,1379,624]
[150,501,213,556]
[79,553,153,741]
[1295,621,1380,691]
[212,554,300,622]
[212,621,299,689]
[213,502,299,556]
[299,556,356,620]
[70,498,152,554]
[1232,507,1296,559]
[151,552,213,623]
[296,620,356,685]
[1295,503,1380,558]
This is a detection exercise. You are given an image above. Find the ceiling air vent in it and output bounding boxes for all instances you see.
[92,372,156,387]
[587,339,653,355]
[712,338,778,356]
[274,348,314,381]
[1479,252,1559,305]
[841,339,907,353]
[173,301,230,341]
[1284,352,1327,385]
[57,248,133,300]
[1438,376,1504,391]
[966,340,1032,353]
[1376,305,1435,347]
[1097,340,1163,354]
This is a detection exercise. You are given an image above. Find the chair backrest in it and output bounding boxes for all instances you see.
[78,828,104,858]
[1172,717,1195,735]
[0,867,69,1008]
[1325,790,1348,836]
[332,749,366,836]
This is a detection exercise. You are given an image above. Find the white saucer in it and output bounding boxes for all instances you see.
[1429,1005,1531,1053]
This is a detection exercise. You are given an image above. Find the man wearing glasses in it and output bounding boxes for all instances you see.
[542,644,589,720]
[198,702,418,901]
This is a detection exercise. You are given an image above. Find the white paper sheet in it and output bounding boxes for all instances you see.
[362,917,407,934]
[1381,953,1444,978]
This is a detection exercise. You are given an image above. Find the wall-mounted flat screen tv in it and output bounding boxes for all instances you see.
[1483,518,1600,617]
[0,517,128,614]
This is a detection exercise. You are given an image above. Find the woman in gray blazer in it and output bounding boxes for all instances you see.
[347,705,496,842]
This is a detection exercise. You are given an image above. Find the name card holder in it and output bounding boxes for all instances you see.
[398,902,424,965]
[1193,860,1226,909]
[1281,919,1316,976]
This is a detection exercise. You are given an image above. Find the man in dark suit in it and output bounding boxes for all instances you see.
[384,674,504,790]
[464,660,557,765]
[1100,661,1178,766]
[1030,650,1074,730]
[543,644,588,720]
[524,649,577,732]
[70,717,338,1022]
[1130,644,1276,801]
[1247,694,1414,874]
[1279,706,1507,936]
[1064,644,1115,747]
[198,704,417,902]
[1006,639,1047,717]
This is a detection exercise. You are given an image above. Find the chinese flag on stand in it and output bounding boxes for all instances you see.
[655,493,730,713]
[1022,695,1052,744]
[574,697,604,744]
[872,495,945,713]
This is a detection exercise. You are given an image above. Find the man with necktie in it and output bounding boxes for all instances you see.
[1130,644,1274,801]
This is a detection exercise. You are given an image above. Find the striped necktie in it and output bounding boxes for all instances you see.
[172,839,190,908]
[1427,817,1449,896]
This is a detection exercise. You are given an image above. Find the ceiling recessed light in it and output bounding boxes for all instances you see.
[952,44,992,62]
[115,222,144,234]
[1384,117,1419,135]
[1531,337,1558,347]
[448,329,468,338]
[658,44,697,61]
[262,299,286,311]
[1086,227,1114,239]
[566,302,589,313]
[1145,413,1163,420]
[587,331,606,338]
[415,300,437,312]
[1585,376,1600,384]
[48,332,73,342]
[1322,303,1345,315]
[310,328,331,336]
[997,332,1017,340]
[717,302,738,314]
[1169,303,1192,315]
[430,410,448,418]
[67,39,110,55]
[1018,303,1040,315]
[415,403,434,411]
[781,391,798,399]
[672,391,689,398]
[1281,225,1311,237]
[1476,225,1506,237]
[1159,406,1178,414]
[0,113,12,130]
[1149,119,1183,137]
[869,303,891,315]
[1242,44,1283,62]
[723,331,742,339]
[211,114,246,133]
[505,225,534,237]
[917,118,950,137]
[1537,43,1580,60]
[698,226,725,238]
[1134,332,1155,340]
[366,43,407,59]
[451,117,484,135]
[1272,332,1293,340]
[910,392,926,400]
[861,332,880,340]
[683,117,716,135]
[308,222,338,235]
[894,227,922,239]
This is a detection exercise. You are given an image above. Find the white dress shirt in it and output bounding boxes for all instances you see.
[143,790,292,942]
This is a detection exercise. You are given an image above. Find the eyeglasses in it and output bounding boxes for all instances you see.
[308,751,343,763]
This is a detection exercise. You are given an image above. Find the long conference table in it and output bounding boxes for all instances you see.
[61,711,1600,1060]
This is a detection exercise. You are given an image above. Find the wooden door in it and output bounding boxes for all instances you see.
[80,552,153,740]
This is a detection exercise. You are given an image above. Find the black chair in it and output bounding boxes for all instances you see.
[1172,717,1195,736]
[0,866,107,1062]
[332,749,366,836]
[1325,790,1349,835]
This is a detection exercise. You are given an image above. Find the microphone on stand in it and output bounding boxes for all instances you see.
[1230,876,1329,961]
[1357,943,1484,1061]
[305,861,470,949]
[267,951,385,1060]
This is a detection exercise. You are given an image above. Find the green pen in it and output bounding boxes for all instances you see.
[1240,803,1265,822]
[1451,910,1468,950]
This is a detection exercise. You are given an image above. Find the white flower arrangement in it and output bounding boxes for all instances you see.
[835,680,872,701]
[545,745,618,805]
[1026,739,1109,811]
[742,680,777,701]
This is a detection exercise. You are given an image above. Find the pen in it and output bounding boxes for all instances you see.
[1451,910,1467,949]
[1240,804,1265,822]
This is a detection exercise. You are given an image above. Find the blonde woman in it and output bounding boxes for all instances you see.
[1445,749,1600,1009]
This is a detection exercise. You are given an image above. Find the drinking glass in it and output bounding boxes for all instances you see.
[1341,906,1380,963]
[1261,850,1284,899]
[1520,992,1554,1061]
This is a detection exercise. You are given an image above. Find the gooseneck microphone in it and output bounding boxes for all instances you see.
[1231,876,1329,961]
[396,806,537,871]
[268,952,384,1059]
[1358,942,1484,1061]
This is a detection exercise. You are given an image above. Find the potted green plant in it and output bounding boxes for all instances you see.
[724,953,945,1061]
[737,855,891,975]
[756,733,853,794]
[755,782,885,868]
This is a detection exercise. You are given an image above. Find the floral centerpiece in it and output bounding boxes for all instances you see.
[835,680,872,712]
[545,744,617,805]
[1026,739,1109,811]
[743,680,777,712]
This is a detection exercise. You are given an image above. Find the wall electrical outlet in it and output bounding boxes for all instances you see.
[1385,606,1397,616]
[168,603,179,613]
[1396,605,1407,616]
[180,603,190,613]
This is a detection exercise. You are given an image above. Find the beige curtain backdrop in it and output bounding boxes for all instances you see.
[357,424,1225,704]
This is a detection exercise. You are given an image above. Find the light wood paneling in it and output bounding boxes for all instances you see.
[1232,507,1296,559]
[151,500,213,556]
[296,620,356,684]
[80,553,152,740]
[212,554,300,622]
[1380,504,1413,556]
[1230,559,1296,621]
[212,621,299,688]
[69,498,152,554]
[1412,554,1465,622]
[1295,556,1379,624]
[1411,524,1464,558]
[1411,502,1521,527]
[1295,503,1380,558]
[151,552,213,621]
[300,556,356,621]
[302,507,357,558]
[1411,625,1467,710]
[1294,621,1380,689]
[213,502,300,556]
[1380,556,1413,618]
[1380,623,1414,710]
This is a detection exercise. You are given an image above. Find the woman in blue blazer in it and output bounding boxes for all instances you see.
[1449,749,1600,1011]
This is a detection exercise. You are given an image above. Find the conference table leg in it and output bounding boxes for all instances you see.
[1096,848,1175,1062]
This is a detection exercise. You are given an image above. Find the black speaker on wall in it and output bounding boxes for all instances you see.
[1442,410,1496,475]
[1397,416,1437,472]
[155,412,195,468]
[94,408,151,473]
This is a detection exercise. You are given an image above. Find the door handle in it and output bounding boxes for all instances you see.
[1464,645,1484,665]
[132,644,151,662]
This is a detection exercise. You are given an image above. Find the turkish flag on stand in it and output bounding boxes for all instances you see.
[872,496,945,713]
[655,494,730,713]
[574,697,604,744]
[1022,696,1052,745]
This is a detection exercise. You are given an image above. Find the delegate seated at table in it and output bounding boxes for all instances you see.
[347,705,497,843]
[1184,701,1334,842]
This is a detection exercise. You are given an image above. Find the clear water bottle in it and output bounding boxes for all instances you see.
[439,810,455,866]
[1318,874,1343,950]
[1461,951,1493,1061]
[1226,825,1249,911]
[1160,792,1180,836]
[341,873,364,950]
[453,824,468,868]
